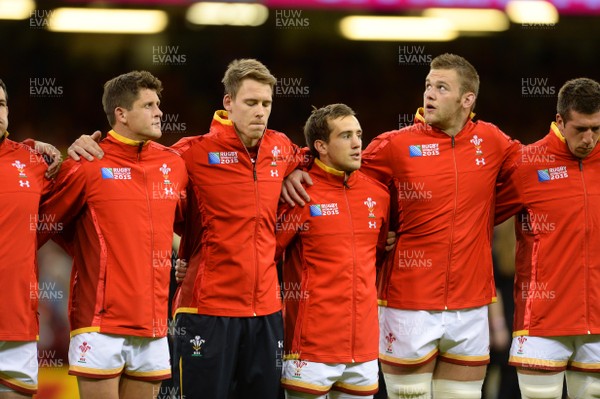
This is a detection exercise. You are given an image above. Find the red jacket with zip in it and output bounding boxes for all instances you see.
[363,108,519,310]
[172,111,303,317]
[38,130,187,337]
[495,123,600,337]
[0,133,50,341]
[276,159,389,364]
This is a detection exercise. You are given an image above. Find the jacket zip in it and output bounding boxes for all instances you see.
[240,138,260,317]
[139,143,157,336]
[579,159,591,334]
[446,135,458,310]
[343,177,357,362]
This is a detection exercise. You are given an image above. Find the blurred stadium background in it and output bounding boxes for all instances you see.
[1,0,597,397]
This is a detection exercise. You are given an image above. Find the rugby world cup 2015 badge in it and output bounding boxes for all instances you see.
[409,144,439,157]
[101,167,132,180]
[208,152,239,165]
[537,166,568,182]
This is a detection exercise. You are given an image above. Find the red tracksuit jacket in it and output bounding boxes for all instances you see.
[0,133,50,341]
[276,159,390,365]
[363,108,519,310]
[38,130,187,338]
[172,111,303,317]
[495,123,600,338]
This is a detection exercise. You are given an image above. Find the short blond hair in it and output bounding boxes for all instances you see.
[221,59,276,99]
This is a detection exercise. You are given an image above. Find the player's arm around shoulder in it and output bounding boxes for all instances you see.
[275,194,310,263]
[38,158,88,247]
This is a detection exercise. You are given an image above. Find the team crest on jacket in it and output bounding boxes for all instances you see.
[208,151,239,165]
[160,163,172,185]
[309,203,339,217]
[190,335,206,357]
[271,146,280,166]
[12,160,27,178]
[471,135,486,166]
[12,160,30,187]
[364,197,377,218]
[470,135,484,155]
[409,144,439,157]
[101,167,132,180]
[537,166,568,182]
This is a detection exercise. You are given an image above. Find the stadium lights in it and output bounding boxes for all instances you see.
[47,8,168,34]
[339,16,458,42]
[423,8,510,32]
[505,0,559,24]
[186,2,268,26]
[0,0,35,20]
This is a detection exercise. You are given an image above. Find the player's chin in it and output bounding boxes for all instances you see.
[347,159,361,171]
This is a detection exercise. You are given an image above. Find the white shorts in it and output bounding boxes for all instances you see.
[69,332,170,381]
[379,306,490,367]
[509,335,600,372]
[281,359,379,396]
[0,341,38,395]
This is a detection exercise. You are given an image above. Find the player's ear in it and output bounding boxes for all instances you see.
[223,94,233,112]
[114,107,127,124]
[314,139,328,157]
[462,92,476,109]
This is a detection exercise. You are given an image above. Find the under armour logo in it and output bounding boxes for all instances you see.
[19,180,30,187]
[164,187,174,195]
[475,158,486,166]
[278,340,284,349]
[270,170,279,177]
[369,221,377,229]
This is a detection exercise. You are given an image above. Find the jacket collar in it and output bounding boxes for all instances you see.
[103,130,150,159]
[414,107,476,138]
[312,158,357,187]
[210,110,264,150]
[548,122,600,160]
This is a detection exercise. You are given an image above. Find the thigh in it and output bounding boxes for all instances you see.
[0,341,37,396]
[332,360,379,396]
[509,335,571,372]
[119,377,162,399]
[438,307,490,367]
[433,362,487,381]
[68,333,126,379]
[379,307,441,368]
[237,312,284,399]
[281,360,344,396]
[121,336,170,381]
[0,390,32,399]
[172,313,240,399]
[570,335,600,372]
[77,376,120,399]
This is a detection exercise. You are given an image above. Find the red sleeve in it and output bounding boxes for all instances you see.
[376,193,391,268]
[173,172,189,235]
[281,138,313,178]
[170,136,196,156]
[275,203,304,263]
[361,132,395,186]
[37,159,87,248]
[495,143,525,225]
